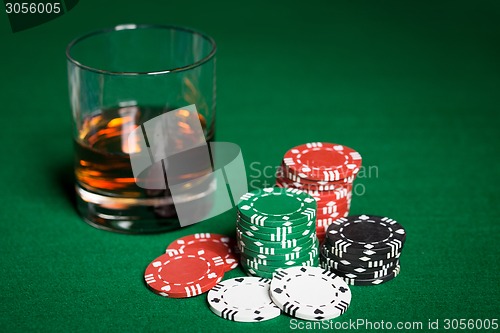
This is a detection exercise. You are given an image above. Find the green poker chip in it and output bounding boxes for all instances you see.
[237,221,315,242]
[241,260,319,273]
[236,229,315,250]
[237,234,318,256]
[237,207,316,227]
[237,239,314,256]
[240,260,282,276]
[241,247,319,267]
[242,262,275,279]
[240,244,318,263]
[238,243,316,260]
[237,187,317,226]
[237,215,315,234]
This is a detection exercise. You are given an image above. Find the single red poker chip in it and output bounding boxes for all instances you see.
[317,205,350,218]
[316,210,350,222]
[316,223,331,234]
[310,190,352,202]
[316,230,326,240]
[313,194,352,208]
[277,165,354,188]
[278,163,356,184]
[282,142,362,182]
[277,179,351,210]
[316,212,350,228]
[166,233,238,271]
[316,204,350,220]
[316,231,326,238]
[144,248,225,298]
[276,174,349,192]
[316,195,350,209]
[284,169,357,184]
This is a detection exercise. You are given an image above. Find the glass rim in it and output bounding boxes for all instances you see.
[65,24,217,76]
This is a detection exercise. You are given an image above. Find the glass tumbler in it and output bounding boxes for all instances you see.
[66,24,216,233]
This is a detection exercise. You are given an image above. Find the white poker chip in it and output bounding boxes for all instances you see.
[207,277,281,322]
[269,266,351,321]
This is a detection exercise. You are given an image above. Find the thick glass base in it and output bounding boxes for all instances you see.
[75,185,181,234]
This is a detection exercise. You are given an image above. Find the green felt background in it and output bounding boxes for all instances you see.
[0,0,499,332]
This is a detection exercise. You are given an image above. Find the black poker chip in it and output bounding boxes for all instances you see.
[320,260,400,279]
[319,251,399,273]
[321,242,401,262]
[340,265,401,286]
[324,236,402,257]
[325,215,406,255]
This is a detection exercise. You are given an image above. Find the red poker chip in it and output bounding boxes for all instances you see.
[316,223,331,234]
[316,196,350,209]
[276,174,349,192]
[316,210,349,222]
[277,176,352,217]
[278,164,356,184]
[277,166,353,188]
[282,142,362,182]
[317,205,350,217]
[276,178,353,205]
[284,169,356,184]
[316,212,350,227]
[317,204,349,216]
[310,190,352,202]
[317,209,350,219]
[316,231,327,237]
[317,208,349,219]
[314,195,352,209]
[144,248,225,298]
[166,233,238,272]
[308,184,352,198]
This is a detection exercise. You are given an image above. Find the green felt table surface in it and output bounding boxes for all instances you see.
[1,0,499,332]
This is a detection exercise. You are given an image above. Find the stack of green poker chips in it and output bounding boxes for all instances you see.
[236,187,320,278]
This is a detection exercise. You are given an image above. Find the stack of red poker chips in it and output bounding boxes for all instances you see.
[276,142,362,242]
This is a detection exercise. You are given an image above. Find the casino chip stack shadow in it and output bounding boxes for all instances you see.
[275,142,362,242]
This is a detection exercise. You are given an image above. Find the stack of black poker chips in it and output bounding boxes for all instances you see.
[319,214,406,286]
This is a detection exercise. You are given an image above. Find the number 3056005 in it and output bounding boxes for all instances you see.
[5,2,61,14]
